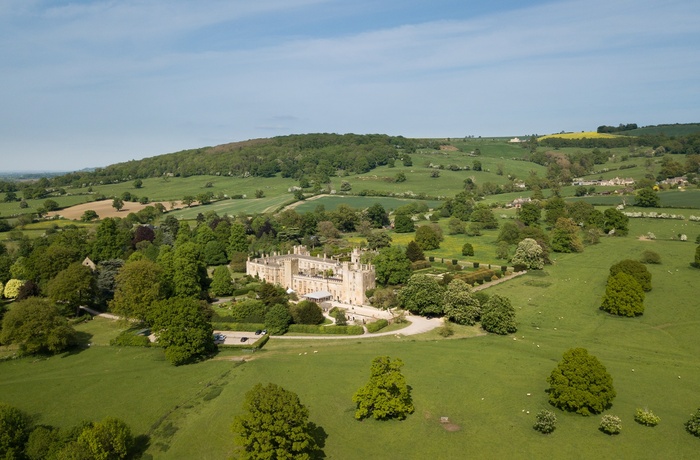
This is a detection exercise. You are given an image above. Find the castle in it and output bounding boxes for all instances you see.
[246,246,376,305]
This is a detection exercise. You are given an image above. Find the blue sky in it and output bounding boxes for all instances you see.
[1,0,699,171]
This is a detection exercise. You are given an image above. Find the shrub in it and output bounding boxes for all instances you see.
[411,260,431,270]
[366,319,389,333]
[685,408,700,437]
[461,243,474,257]
[473,262,479,268]
[599,415,622,435]
[428,256,435,262]
[436,323,454,337]
[640,250,661,264]
[501,266,508,273]
[634,408,660,427]
[533,409,557,434]
[452,259,458,265]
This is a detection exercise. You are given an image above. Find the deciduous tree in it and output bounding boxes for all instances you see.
[600,272,645,316]
[149,297,215,365]
[233,383,321,460]
[610,259,652,292]
[398,274,443,316]
[442,279,480,325]
[372,246,412,286]
[547,347,615,415]
[480,294,517,334]
[77,417,134,460]
[353,356,414,421]
[0,403,32,459]
[511,238,544,270]
[47,262,96,313]
[0,298,77,355]
[110,259,164,321]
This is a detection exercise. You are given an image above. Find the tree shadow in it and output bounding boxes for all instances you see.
[309,422,328,459]
[60,331,93,358]
[130,434,151,459]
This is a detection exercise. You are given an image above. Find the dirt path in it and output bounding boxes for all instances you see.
[277,194,328,213]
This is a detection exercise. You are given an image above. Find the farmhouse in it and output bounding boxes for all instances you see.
[246,245,375,305]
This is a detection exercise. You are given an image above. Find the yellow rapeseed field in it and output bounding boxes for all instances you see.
[538,131,621,140]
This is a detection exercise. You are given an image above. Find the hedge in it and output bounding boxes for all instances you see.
[366,319,389,333]
[287,324,364,335]
[211,322,265,332]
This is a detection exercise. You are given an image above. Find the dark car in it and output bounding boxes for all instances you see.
[240,337,248,343]
[255,330,262,335]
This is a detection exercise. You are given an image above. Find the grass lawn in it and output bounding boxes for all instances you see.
[2,223,700,458]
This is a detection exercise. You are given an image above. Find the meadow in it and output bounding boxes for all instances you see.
[1,216,699,459]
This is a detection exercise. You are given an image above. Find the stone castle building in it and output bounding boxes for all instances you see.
[246,246,375,305]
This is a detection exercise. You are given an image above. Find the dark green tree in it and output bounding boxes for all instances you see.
[518,202,541,226]
[149,297,215,365]
[603,208,629,236]
[110,259,164,321]
[393,213,415,233]
[496,221,521,245]
[415,225,442,250]
[366,203,390,228]
[0,298,77,355]
[405,240,425,262]
[600,272,645,316]
[685,408,700,437]
[481,294,517,334]
[0,403,32,459]
[461,242,474,257]
[547,348,616,415]
[442,279,480,325]
[233,383,321,459]
[353,356,414,421]
[544,196,568,227]
[550,217,583,253]
[290,300,324,325]
[77,417,134,460]
[634,187,660,207]
[210,265,234,297]
[366,231,392,250]
[47,262,96,314]
[398,274,444,316]
[470,204,499,229]
[694,244,700,268]
[610,259,652,292]
[372,246,412,286]
[173,241,208,298]
[264,304,292,335]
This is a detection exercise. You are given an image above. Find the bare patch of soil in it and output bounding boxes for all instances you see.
[48,199,186,220]
[439,145,459,151]
[442,423,461,432]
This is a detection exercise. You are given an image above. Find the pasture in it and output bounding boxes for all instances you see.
[2,214,700,459]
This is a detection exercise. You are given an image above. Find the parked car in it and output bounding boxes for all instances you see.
[240,337,249,343]
[255,330,262,335]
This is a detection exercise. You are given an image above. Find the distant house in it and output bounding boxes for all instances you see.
[509,137,523,143]
[506,197,531,209]
[82,257,96,271]
[572,177,635,187]
[660,176,688,186]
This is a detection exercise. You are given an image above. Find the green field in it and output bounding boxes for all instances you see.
[294,196,441,213]
[2,215,700,458]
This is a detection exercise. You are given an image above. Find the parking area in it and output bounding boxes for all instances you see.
[213,330,265,345]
